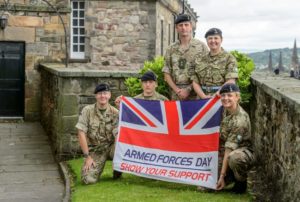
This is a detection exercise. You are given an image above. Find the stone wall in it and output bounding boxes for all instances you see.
[83,0,157,71]
[40,63,137,159]
[250,73,300,201]
[0,1,69,120]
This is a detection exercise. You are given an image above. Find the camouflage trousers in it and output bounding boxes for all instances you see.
[224,148,255,182]
[81,143,115,184]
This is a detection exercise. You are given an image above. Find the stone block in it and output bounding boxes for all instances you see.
[25,55,35,70]
[60,94,78,116]
[44,23,64,34]
[8,16,44,27]
[58,133,71,153]
[24,111,40,121]
[26,42,49,56]
[79,95,96,105]
[25,69,41,84]
[97,78,119,90]
[0,27,35,42]
[62,79,81,94]
[40,36,61,43]
[128,16,139,24]
[120,80,128,91]
[60,116,78,134]
[25,96,41,113]
[50,16,59,24]
[25,83,35,99]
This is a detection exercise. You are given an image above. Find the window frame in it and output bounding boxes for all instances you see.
[70,0,85,59]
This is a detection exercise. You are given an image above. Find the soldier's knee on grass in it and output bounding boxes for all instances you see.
[81,174,98,185]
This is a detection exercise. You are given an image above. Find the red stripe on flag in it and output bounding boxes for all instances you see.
[184,96,220,130]
[122,97,156,127]
[118,127,219,152]
[165,101,180,137]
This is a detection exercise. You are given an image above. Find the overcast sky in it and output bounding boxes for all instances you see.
[188,0,300,52]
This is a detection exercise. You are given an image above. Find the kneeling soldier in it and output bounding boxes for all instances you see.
[76,83,121,184]
[217,83,255,193]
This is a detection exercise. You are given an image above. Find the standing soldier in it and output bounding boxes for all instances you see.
[163,13,208,100]
[192,28,238,99]
[76,83,122,184]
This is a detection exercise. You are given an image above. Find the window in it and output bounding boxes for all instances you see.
[70,1,85,59]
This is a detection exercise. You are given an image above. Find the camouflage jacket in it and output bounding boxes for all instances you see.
[134,91,169,101]
[220,105,252,151]
[191,49,238,86]
[75,103,119,147]
[162,38,208,85]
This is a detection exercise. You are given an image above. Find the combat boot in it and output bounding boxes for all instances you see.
[231,180,247,194]
[113,170,122,179]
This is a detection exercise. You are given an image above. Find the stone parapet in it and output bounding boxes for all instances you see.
[40,63,138,78]
[40,63,138,160]
[250,72,300,201]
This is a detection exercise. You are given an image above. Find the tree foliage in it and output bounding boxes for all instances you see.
[124,56,169,97]
[231,50,255,103]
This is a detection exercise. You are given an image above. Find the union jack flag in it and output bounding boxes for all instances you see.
[114,96,222,188]
[118,96,222,152]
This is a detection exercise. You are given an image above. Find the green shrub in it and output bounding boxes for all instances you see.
[230,51,255,103]
[124,56,169,98]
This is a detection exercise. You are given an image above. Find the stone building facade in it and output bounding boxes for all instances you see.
[0,0,197,121]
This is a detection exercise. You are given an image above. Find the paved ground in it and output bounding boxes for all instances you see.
[0,122,64,202]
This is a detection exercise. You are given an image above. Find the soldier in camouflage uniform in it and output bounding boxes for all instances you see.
[76,83,121,184]
[192,28,238,99]
[163,14,208,100]
[115,71,168,108]
[134,71,169,101]
[216,83,255,193]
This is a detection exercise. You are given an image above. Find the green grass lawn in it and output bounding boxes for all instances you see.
[67,158,252,202]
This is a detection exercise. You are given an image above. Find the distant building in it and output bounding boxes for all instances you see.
[277,51,284,72]
[268,51,273,71]
[291,39,299,75]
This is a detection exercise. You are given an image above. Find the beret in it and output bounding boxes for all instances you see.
[175,14,191,24]
[94,83,110,94]
[141,71,157,81]
[220,83,240,94]
[205,28,222,38]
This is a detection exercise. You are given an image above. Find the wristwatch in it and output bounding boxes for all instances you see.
[83,152,90,158]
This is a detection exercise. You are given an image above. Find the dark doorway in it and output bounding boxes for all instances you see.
[0,42,25,117]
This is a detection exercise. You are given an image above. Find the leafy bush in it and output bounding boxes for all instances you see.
[230,50,255,103]
[124,56,169,98]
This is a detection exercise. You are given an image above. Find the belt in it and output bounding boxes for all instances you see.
[176,83,190,87]
[201,86,221,93]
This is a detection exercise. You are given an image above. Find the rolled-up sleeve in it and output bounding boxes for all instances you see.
[75,107,89,133]
[162,47,171,74]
